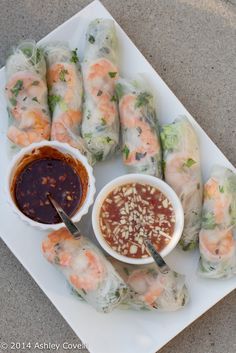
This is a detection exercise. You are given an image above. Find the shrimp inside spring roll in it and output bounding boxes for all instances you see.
[198,166,236,279]
[5,41,51,148]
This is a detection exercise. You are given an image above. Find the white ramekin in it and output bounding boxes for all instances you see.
[92,173,184,265]
[6,141,96,230]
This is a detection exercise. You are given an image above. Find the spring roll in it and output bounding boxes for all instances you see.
[43,43,94,165]
[198,166,236,279]
[160,116,203,250]
[81,19,120,161]
[116,78,162,177]
[111,260,188,311]
[5,40,50,148]
[42,228,128,313]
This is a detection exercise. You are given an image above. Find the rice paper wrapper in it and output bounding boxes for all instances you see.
[5,40,51,153]
[81,19,120,161]
[110,259,189,311]
[116,77,162,178]
[161,116,203,250]
[43,42,94,165]
[42,228,128,313]
[198,166,236,279]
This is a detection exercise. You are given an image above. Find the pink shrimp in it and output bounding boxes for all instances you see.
[85,58,118,125]
[128,269,164,307]
[69,250,105,291]
[199,229,235,262]
[119,94,160,164]
[165,152,199,195]
[5,71,50,146]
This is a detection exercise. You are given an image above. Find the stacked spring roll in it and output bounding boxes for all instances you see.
[116,78,162,177]
[111,260,189,311]
[5,40,51,148]
[81,19,120,161]
[198,166,236,279]
[42,228,128,313]
[161,116,203,250]
[43,43,94,164]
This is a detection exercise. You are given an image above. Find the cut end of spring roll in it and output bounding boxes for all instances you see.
[81,19,120,161]
[42,228,128,313]
[198,166,236,279]
[161,116,203,250]
[116,77,163,178]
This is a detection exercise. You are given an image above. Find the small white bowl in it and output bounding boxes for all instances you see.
[92,173,184,265]
[6,141,96,230]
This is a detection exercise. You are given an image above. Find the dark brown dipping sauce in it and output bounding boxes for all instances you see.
[11,146,89,224]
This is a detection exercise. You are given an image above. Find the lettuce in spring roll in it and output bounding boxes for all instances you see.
[111,260,188,311]
[81,19,119,161]
[161,116,203,250]
[116,78,162,177]
[42,228,128,313]
[43,43,94,165]
[5,40,50,148]
[198,166,236,279]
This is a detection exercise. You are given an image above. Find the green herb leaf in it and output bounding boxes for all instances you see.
[219,185,224,193]
[183,158,196,168]
[88,35,95,44]
[83,132,92,139]
[122,145,130,159]
[202,211,216,230]
[32,96,39,103]
[123,267,130,276]
[59,69,69,82]
[48,94,61,112]
[9,97,17,106]
[162,160,166,173]
[135,91,152,108]
[108,71,117,78]
[106,136,112,143]
[95,151,104,161]
[11,80,23,97]
[115,83,124,100]
[101,117,107,126]
[110,95,117,102]
[97,90,103,96]
[70,48,78,63]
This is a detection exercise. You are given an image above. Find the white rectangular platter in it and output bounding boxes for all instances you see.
[0,1,235,353]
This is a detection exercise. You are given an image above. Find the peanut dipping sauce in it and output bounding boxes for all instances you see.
[11,146,88,224]
[99,183,176,258]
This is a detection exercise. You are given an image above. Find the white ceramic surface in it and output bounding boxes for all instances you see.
[0,2,235,353]
[92,173,184,264]
[5,141,96,230]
